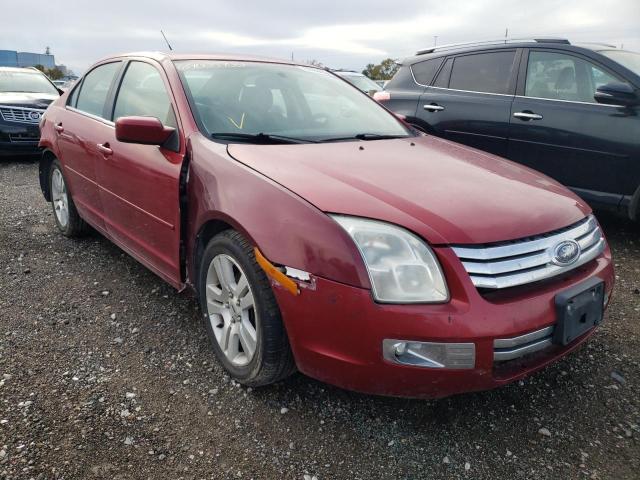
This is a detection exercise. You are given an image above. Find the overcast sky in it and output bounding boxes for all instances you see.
[2,0,639,74]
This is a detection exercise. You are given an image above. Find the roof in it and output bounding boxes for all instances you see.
[401,38,618,65]
[0,66,43,73]
[94,51,313,67]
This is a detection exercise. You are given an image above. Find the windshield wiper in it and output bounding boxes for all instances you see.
[210,132,316,144]
[319,133,409,142]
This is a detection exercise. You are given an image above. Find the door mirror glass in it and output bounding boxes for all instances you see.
[594,82,639,106]
[115,116,175,145]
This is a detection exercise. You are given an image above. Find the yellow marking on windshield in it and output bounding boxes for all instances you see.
[228,113,245,129]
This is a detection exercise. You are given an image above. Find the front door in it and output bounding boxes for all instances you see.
[417,50,519,157]
[508,49,640,207]
[96,60,184,287]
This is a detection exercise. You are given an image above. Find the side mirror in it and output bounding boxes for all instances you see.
[594,82,639,107]
[115,116,175,146]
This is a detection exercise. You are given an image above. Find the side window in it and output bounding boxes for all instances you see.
[113,61,177,128]
[67,83,80,107]
[448,51,517,94]
[411,58,443,85]
[433,58,453,88]
[75,62,121,118]
[525,51,629,103]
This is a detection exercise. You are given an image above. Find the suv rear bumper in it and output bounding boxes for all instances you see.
[274,246,614,399]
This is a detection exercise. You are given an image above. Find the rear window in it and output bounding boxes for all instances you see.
[448,51,517,94]
[384,66,416,90]
[410,58,443,85]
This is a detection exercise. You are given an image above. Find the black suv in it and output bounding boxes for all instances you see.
[0,67,60,157]
[381,39,640,220]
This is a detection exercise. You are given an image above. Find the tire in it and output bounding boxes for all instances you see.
[197,230,296,386]
[49,159,86,237]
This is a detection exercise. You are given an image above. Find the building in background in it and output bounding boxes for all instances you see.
[0,50,55,69]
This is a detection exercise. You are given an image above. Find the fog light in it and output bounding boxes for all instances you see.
[382,339,475,369]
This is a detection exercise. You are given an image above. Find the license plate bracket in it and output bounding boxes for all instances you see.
[553,277,604,346]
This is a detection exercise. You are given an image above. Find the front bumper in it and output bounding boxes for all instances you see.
[273,246,614,399]
[0,123,41,156]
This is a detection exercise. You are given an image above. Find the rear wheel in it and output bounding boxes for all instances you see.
[49,160,86,237]
[197,230,296,386]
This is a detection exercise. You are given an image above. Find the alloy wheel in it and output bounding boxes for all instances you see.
[51,168,69,228]
[205,254,258,367]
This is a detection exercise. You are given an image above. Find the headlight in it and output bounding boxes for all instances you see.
[331,215,449,303]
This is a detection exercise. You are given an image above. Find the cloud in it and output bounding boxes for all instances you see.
[1,0,638,73]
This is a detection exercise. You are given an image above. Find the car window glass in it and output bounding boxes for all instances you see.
[75,62,120,118]
[449,51,516,94]
[433,58,453,88]
[590,63,622,90]
[525,51,628,103]
[411,58,442,85]
[113,61,177,128]
[67,83,80,107]
[176,61,409,141]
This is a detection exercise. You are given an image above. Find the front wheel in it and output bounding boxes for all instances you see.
[49,160,86,237]
[197,230,296,386]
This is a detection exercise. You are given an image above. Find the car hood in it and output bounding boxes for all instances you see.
[227,135,590,245]
[0,92,58,109]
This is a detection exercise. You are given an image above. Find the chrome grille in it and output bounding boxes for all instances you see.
[493,326,555,361]
[452,215,605,289]
[0,106,45,124]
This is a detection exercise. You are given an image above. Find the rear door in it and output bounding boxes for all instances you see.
[508,49,640,206]
[55,61,123,231]
[96,59,184,288]
[417,49,520,157]
[382,58,442,123]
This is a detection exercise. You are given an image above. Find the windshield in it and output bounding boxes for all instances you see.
[0,70,58,94]
[600,50,640,77]
[175,60,409,142]
[340,74,381,92]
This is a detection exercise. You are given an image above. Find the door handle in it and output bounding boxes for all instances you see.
[513,111,543,121]
[424,103,445,112]
[54,123,64,133]
[97,143,113,156]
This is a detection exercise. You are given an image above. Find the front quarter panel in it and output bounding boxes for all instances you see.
[185,133,370,289]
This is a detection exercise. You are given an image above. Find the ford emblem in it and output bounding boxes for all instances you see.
[552,240,581,266]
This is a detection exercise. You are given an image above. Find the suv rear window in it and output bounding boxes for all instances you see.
[411,58,443,85]
[448,51,516,94]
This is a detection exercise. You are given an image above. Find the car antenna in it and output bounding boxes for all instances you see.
[161,30,173,51]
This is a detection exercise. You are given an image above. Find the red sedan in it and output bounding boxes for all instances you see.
[38,52,614,398]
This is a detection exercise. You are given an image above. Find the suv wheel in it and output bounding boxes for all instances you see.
[49,160,86,237]
[197,230,296,386]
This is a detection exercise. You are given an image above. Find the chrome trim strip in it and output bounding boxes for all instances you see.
[462,249,549,275]
[494,337,553,361]
[452,216,594,261]
[0,105,47,112]
[425,85,514,97]
[452,216,605,289]
[514,95,623,108]
[0,106,47,124]
[494,326,554,349]
[66,106,115,127]
[468,238,605,289]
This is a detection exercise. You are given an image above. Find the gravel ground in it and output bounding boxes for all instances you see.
[1,158,639,480]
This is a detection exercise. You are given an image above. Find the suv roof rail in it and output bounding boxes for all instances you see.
[415,37,570,55]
